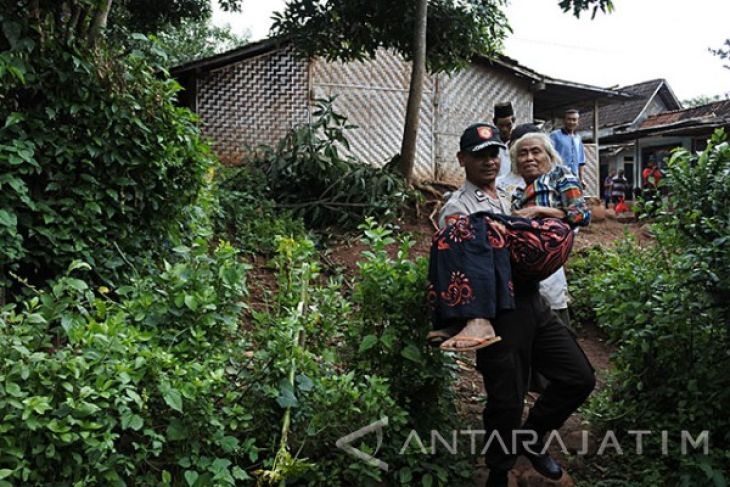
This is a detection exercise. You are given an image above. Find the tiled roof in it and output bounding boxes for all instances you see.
[579,79,666,131]
[640,100,730,128]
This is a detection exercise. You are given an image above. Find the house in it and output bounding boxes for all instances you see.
[579,79,730,193]
[172,38,633,195]
[577,79,682,191]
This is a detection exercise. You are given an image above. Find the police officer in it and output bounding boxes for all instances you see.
[439,123,596,487]
[439,123,511,228]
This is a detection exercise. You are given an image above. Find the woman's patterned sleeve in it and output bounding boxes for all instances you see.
[556,168,591,226]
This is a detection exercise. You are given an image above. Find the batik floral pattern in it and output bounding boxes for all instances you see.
[440,271,474,307]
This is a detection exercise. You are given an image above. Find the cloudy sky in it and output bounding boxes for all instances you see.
[212,0,730,102]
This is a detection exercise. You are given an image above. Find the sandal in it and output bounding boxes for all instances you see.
[426,324,462,347]
[426,330,452,347]
[439,335,502,352]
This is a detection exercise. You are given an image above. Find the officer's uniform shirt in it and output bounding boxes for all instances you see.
[438,180,512,229]
[496,171,525,198]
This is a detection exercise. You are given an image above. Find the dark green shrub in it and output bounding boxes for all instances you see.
[0,242,257,486]
[347,219,472,485]
[575,131,730,485]
[253,98,411,228]
[0,20,211,289]
[212,165,308,255]
[243,236,413,486]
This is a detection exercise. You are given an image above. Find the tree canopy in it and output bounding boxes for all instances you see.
[711,39,730,70]
[155,19,249,66]
[271,0,614,73]
[13,0,246,48]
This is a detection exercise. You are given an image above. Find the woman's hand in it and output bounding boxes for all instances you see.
[513,206,566,219]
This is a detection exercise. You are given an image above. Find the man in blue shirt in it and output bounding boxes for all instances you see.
[550,109,585,185]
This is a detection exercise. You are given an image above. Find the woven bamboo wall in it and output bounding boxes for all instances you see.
[434,64,533,184]
[583,143,600,197]
[196,46,310,165]
[311,50,435,181]
[194,44,535,184]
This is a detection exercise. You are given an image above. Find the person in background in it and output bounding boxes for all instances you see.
[550,109,586,185]
[493,101,516,179]
[603,169,616,208]
[496,123,539,196]
[642,156,663,189]
[611,169,629,206]
[641,156,664,213]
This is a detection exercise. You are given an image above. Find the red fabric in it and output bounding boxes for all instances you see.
[642,167,662,186]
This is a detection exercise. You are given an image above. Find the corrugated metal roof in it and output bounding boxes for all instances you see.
[640,100,730,128]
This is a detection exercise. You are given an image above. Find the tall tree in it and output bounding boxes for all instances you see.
[271,0,614,183]
[400,0,427,184]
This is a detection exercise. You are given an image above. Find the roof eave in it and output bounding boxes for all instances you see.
[171,37,287,75]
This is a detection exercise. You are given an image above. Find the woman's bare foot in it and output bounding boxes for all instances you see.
[440,318,500,351]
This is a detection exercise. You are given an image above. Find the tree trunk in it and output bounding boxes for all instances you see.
[88,0,113,45]
[399,0,428,185]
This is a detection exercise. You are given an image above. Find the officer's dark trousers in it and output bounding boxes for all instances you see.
[476,288,595,472]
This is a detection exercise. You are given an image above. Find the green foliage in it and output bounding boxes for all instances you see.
[212,165,308,255]
[245,236,411,486]
[558,0,613,18]
[0,244,258,486]
[572,130,730,484]
[682,93,728,108]
[272,0,509,73]
[7,1,248,49]
[345,218,472,484]
[273,0,614,73]
[710,38,730,70]
[254,98,411,228]
[0,24,212,289]
[154,19,250,66]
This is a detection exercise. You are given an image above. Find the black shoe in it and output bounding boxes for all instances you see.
[485,469,509,487]
[521,448,563,480]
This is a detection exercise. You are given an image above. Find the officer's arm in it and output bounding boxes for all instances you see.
[437,200,466,229]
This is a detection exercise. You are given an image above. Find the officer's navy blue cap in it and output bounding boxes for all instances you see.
[459,123,506,153]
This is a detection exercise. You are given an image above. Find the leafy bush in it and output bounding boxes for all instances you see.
[0,20,212,290]
[243,236,412,486]
[573,130,730,485]
[253,98,411,228]
[212,165,308,255]
[346,219,472,485]
[240,227,471,486]
[0,242,258,486]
